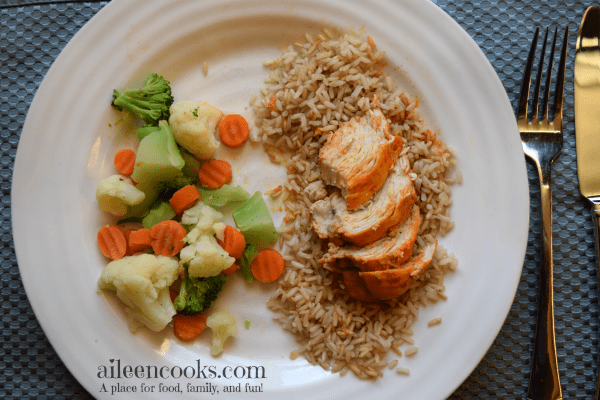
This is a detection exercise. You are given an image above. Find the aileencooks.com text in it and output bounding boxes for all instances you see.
[97,359,267,381]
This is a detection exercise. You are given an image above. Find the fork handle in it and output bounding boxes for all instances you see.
[527,170,562,400]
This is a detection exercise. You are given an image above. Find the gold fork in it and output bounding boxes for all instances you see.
[516,26,569,400]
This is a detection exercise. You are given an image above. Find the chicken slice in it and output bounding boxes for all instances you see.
[341,242,437,302]
[311,155,416,246]
[318,96,403,210]
[319,205,421,272]
[360,242,437,300]
[341,269,376,302]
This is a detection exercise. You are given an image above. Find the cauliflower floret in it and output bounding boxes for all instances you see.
[206,310,237,356]
[181,236,235,278]
[96,175,145,216]
[180,202,234,277]
[213,222,226,242]
[169,101,223,160]
[182,201,224,238]
[97,253,179,332]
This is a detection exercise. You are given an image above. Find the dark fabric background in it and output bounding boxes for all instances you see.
[1,1,595,398]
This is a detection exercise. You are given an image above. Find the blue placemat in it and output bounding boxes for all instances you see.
[1,1,596,399]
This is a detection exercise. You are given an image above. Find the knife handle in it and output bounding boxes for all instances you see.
[590,203,600,400]
[527,176,563,400]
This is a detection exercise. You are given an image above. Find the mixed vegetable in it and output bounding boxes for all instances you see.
[96,74,284,355]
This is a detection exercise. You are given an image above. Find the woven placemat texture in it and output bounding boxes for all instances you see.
[2,5,108,399]
[1,1,597,399]
[0,0,104,8]
[444,1,597,399]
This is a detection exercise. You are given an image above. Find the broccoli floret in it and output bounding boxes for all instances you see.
[131,120,185,184]
[238,244,258,283]
[142,201,176,229]
[136,124,161,141]
[174,269,227,315]
[156,175,197,200]
[112,74,174,125]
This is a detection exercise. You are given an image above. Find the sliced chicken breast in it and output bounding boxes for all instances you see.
[319,205,421,272]
[341,242,437,302]
[318,96,403,210]
[311,155,416,246]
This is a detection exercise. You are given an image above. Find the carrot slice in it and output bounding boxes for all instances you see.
[122,228,135,256]
[218,115,249,148]
[128,228,153,254]
[250,248,285,283]
[97,225,127,260]
[222,263,238,275]
[169,289,179,304]
[169,185,200,214]
[150,220,187,256]
[113,149,136,175]
[198,160,232,189]
[173,313,207,341]
[221,225,246,259]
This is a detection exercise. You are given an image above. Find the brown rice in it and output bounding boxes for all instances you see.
[251,28,459,378]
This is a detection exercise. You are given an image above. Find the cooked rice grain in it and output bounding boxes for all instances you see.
[405,346,419,357]
[252,29,458,379]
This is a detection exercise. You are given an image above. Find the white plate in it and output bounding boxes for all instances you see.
[11,0,529,399]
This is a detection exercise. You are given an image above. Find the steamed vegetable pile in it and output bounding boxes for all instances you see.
[95,74,284,355]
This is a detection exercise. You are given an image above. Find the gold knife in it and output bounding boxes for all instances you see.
[575,6,600,400]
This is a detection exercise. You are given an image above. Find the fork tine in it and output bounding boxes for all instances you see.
[532,28,549,121]
[552,27,569,125]
[541,28,557,121]
[517,27,539,121]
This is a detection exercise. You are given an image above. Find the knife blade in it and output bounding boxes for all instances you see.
[576,6,600,199]
[575,6,600,400]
